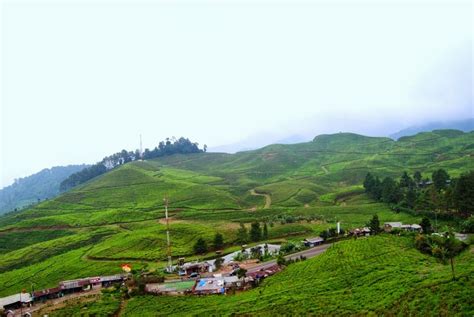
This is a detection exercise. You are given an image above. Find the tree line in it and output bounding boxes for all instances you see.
[60,137,206,191]
[363,169,474,221]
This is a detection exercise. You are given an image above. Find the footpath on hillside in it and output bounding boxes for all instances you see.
[250,189,271,209]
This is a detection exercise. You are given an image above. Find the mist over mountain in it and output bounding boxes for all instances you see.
[390,118,474,140]
[0,165,89,214]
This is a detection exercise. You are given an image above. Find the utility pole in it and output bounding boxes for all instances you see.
[140,134,143,160]
[164,196,172,273]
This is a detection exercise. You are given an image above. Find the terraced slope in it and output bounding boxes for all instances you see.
[121,235,474,316]
[0,130,472,298]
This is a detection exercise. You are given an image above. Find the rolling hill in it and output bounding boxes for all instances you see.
[0,130,473,311]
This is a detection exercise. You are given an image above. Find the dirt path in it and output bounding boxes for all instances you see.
[250,189,271,209]
[321,165,329,174]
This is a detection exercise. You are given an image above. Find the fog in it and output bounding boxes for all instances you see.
[1,0,472,188]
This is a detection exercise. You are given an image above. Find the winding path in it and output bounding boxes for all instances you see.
[250,189,271,209]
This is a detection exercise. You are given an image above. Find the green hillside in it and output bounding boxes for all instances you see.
[0,130,473,304]
[122,235,474,316]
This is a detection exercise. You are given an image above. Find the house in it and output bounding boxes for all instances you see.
[32,287,62,302]
[193,278,225,295]
[0,293,32,311]
[349,227,371,237]
[407,224,422,232]
[384,222,403,232]
[303,237,324,247]
[180,261,211,275]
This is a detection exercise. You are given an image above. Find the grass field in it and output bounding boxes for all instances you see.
[121,235,474,316]
[0,130,473,314]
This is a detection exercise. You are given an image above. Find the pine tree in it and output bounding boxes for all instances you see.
[368,214,381,234]
[193,237,208,254]
[263,222,268,240]
[213,233,224,250]
[236,222,248,244]
[250,222,262,242]
[420,217,432,234]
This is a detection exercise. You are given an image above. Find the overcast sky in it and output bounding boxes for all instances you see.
[0,0,472,188]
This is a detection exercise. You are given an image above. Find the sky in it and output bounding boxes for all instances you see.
[0,0,473,188]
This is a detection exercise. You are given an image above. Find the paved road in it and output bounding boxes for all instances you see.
[246,243,331,274]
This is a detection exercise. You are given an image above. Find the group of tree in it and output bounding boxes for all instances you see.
[415,231,467,280]
[236,221,269,244]
[363,169,474,221]
[193,232,225,255]
[60,137,205,191]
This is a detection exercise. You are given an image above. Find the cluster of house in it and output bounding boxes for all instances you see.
[175,243,282,276]
[383,222,422,232]
[0,274,127,312]
[146,264,282,296]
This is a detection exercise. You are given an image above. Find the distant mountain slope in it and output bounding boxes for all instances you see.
[0,165,89,214]
[389,118,474,140]
[2,130,473,229]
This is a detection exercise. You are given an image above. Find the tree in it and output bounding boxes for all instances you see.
[399,171,414,188]
[433,231,466,280]
[236,222,248,244]
[363,173,375,193]
[193,237,208,254]
[403,186,418,209]
[432,169,450,191]
[214,257,224,270]
[263,222,268,240]
[381,177,402,204]
[420,217,432,234]
[277,253,286,266]
[213,233,224,250]
[414,171,422,185]
[454,171,474,215]
[368,214,381,234]
[249,222,262,242]
[236,268,247,279]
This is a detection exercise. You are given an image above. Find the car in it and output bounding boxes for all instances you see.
[188,272,200,278]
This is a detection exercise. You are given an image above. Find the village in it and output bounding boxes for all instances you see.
[2,218,458,317]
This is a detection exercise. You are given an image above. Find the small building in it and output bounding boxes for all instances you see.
[193,278,225,295]
[349,227,371,237]
[303,237,324,247]
[181,261,210,276]
[100,274,126,287]
[0,293,32,311]
[384,222,403,232]
[32,287,61,302]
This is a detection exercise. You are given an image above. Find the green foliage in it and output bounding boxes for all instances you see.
[193,237,208,254]
[249,221,262,242]
[432,169,450,191]
[367,214,381,234]
[454,171,474,215]
[0,165,88,214]
[236,222,249,244]
[263,222,268,240]
[121,236,474,316]
[420,217,432,234]
[213,233,224,250]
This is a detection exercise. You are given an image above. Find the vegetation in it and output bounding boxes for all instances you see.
[193,237,208,254]
[363,168,474,222]
[0,130,473,314]
[0,165,88,214]
[60,137,204,191]
[121,236,474,316]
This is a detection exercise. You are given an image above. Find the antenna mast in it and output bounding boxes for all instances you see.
[140,134,143,160]
[164,196,172,273]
